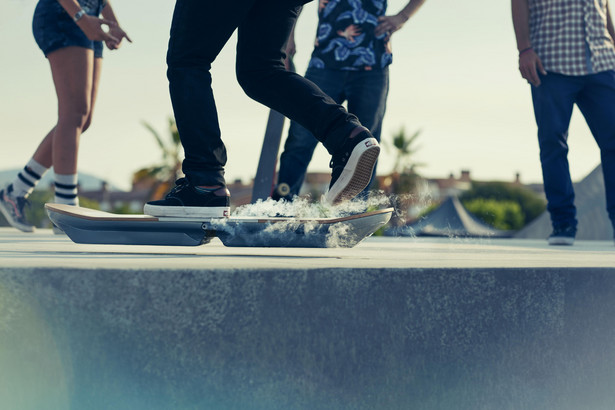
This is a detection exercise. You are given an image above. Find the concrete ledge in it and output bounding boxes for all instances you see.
[2,265,615,409]
[1,229,615,409]
[1,228,615,270]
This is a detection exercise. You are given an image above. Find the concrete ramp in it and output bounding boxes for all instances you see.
[2,262,615,409]
[516,165,614,240]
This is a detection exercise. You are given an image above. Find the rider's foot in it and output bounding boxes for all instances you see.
[325,128,380,205]
[144,178,230,218]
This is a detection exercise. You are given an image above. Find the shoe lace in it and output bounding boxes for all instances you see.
[15,196,31,218]
[167,178,189,197]
[329,151,350,169]
[329,150,351,186]
[552,225,576,236]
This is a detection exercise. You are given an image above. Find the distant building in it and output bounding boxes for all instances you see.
[227,179,253,209]
[424,169,473,200]
[80,181,151,213]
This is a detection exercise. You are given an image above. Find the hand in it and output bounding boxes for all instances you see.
[105,25,132,50]
[375,14,408,38]
[519,49,547,86]
[76,14,119,43]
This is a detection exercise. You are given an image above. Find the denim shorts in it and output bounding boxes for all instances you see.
[32,0,104,58]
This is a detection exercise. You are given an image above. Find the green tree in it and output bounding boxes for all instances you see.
[463,198,524,230]
[383,127,424,227]
[385,127,423,195]
[460,181,546,228]
[23,190,54,228]
[389,127,423,175]
[133,117,183,200]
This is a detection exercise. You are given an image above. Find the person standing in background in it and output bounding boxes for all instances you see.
[511,0,615,245]
[0,0,130,232]
[272,0,426,201]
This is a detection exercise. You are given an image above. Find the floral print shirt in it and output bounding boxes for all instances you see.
[308,0,392,71]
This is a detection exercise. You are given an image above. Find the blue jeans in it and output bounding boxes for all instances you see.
[531,70,615,229]
[275,67,389,199]
[167,0,361,187]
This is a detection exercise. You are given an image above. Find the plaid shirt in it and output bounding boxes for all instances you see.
[529,0,615,75]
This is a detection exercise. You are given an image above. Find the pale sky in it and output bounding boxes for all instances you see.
[0,0,603,191]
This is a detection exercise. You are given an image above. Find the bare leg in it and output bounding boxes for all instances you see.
[30,47,94,175]
[83,56,103,132]
[31,127,55,169]
[32,55,102,168]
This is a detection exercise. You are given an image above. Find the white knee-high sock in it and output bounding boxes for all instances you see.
[54,173,79,206]
[9,158,49,198]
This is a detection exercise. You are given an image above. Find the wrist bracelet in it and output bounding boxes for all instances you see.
[73,9,86,22]
[519,47,533,56]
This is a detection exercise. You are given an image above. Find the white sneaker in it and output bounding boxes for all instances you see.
[325,130,380,205]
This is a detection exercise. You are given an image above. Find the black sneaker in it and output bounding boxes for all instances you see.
[0,185,35,233]
[144,178,230,218]
[548,225,576,246]
[325,130,380,205]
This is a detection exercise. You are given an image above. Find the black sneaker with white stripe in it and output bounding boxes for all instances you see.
[0,184,34,232]
[144,178,230,218]
[548,225,576,246]
[325,130,380,205]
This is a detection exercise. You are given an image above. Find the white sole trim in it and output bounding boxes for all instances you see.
[325,137,380,205]
[548,237,575,246]
[143,204,230,218]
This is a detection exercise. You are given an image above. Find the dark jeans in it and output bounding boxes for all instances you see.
[167,0,361,187]
[531,70,615,229]
[276,67,389,198]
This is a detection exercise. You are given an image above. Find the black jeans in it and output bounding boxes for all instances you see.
[277,67,389,198]
[167,0,361,187]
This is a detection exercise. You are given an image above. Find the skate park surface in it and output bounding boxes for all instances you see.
[1,227,615,409]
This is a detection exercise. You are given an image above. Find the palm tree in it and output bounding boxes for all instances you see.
[133,117,184,200]
[382,127,423,194]
[390,127,422,175]
[385,127,424,226]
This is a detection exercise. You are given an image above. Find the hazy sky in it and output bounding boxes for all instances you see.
[0,0,603,191]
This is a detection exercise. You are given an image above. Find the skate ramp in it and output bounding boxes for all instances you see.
[390,196,512,238]
[516,165,613,240]
[2,262,615,410]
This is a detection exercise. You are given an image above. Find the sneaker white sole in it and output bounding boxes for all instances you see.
[0,198,35,233]
[548,237,575,246]
[325,137,380,205]
[143,204,230,218]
